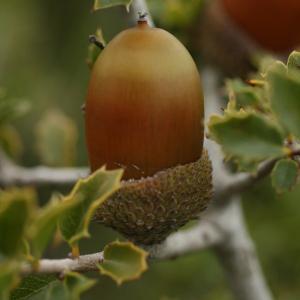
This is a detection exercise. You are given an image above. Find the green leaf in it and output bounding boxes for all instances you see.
[35,110,78,167]
[10,273,95,300]
[268,68,300,139]
[28,194,79,260]
[0,90,30,125]
[226,79,261,109]
[287,51,300,71]
[63,272,96,300]
[93,0,132,11]
[59,168,122,250]
[98,241,148,285]
[10,274,57,300]
[86,28,106,69]
[0,262,19,300]
[208,111,285,169]
[271,159,298,193]
[0,189,36,258]
[0,125,23,160]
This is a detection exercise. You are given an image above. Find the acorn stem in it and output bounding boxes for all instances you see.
[137,11,148,25]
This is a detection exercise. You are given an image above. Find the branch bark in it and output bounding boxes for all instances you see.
[214,198,272,300]
[0,150,88,187]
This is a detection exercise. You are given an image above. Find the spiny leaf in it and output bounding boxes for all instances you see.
[10,274,57,300]
[0,262,20,300]
[268,67,300,139]
[28,194,80,260]
[208,111,285,170]
[93,0,132,11]
[98,241,148,285]
[35,110,78,167]
[226,79,261,109]
[271,159,299,194]
[59,168,123,250]
[287,51,300,71]
[10,272,95,300]
[63,272,96,300]
[0,188,36,258]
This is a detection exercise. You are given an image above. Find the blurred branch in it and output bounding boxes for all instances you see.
[0,149,88,187]
[203,68,273,300]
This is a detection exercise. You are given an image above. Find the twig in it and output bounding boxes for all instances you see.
[0,150,88,187]
[21,252,103,275]
[214,198,273,300]
[130,0,154,27]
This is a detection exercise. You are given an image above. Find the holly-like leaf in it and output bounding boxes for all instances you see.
[10,272,95,300]
[28,194,80,260]
[35,110,78,167]
[0,188,36,258]
[208,111,285,169]
[268,68,300,139]
[0,262,19,300]
[226,79,261,109]
[63,272,96,300]
[10,274,57,300]
[93,0,132,11]
[87,28,106,69]
[287,51,300,71]
[59,168,123,251]
[98,241,148,285]
[271,159,298,193]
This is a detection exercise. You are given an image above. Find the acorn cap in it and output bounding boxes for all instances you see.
[94,149,213,245]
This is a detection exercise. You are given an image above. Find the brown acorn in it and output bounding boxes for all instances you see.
[85,18,212,245]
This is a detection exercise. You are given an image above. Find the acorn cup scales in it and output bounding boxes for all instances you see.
[85,19,213,245]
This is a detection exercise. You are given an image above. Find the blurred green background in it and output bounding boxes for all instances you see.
[0,1,300,299]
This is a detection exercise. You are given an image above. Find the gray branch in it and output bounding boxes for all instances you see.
[0,150,88,187]
[21,252,103,275]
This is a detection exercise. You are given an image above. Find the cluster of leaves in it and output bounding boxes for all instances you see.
[208,51,300,193]
[0,168,148,300]
[0,87,78,167]
[0,88,30,160]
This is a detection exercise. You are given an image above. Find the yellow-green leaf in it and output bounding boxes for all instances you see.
[58,168,123,250]
[271,159,299,194]
[0,261,20,300]
[28,194,80,260]
[0,188,36,258]
[226,79,262,110]
[93,0,132,11]
[35,110,78,167]
[268,67,300,139]
[287,51,300,71]
[64,272,96,300]
[0,124,23,160]
[10,274,57,300]
[10,272,95,300]
[98,241,148,285]
[208,111,285,170]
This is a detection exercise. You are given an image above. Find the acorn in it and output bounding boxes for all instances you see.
[85,17,212,245]
[194,0,300,78]
[222,0,300,53]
